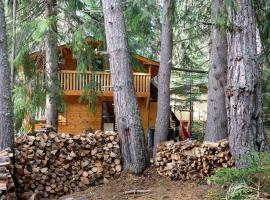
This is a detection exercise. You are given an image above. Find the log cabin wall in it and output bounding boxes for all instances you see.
[59,47,77,70]
[57,96,152,135]
[137,98,149,134]
[58,96,102,134]
[34,46,159,135]
[149,101,157,128]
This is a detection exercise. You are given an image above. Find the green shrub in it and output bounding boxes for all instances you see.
[209,152,270,199]
[226,183,252,200]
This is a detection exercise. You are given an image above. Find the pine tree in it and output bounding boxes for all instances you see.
[102,0,149,174]
[227,0,269,167]
[11,0,17,88]
[154,0,174,154]
[45,0,59,130]
[0,0,14,149]
[204,0,228,142]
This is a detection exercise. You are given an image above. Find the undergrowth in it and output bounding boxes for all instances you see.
[208,152,270,200]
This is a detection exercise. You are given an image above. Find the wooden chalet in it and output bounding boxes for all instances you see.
[32,43,179,135]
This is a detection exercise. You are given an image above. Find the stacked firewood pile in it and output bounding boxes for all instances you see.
[15,128,121,199]
[0,148,16,200]
[155,139,234,180]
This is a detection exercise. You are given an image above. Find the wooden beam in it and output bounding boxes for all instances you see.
[171,67,207,74]
[144,63,208,74]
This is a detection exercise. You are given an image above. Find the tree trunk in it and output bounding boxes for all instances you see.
[154,0,173,155]
[102,0,149,174]
[45,0,58,130]
[204,0,228,142]
[11,0,17,88]
[0,1,14,149]
[227,0,269,167]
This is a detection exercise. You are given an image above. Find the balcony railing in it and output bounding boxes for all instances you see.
[40,70,151,97]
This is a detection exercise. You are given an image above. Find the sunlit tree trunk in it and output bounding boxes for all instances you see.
[227,0,268,167]
[45,0,58,130]
[154,0,173,155]
[102,0,149,174]
[0,1,14,149]
[205,0,228,142]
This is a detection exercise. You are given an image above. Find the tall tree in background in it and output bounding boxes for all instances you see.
[204,0,228,142]
[154,0,173,154]
[45,0,59,130]
[255,0,270,125]
[11,0,17,88]
[0,0,14,149]
[227,0,268,167]
[102,0,148,174]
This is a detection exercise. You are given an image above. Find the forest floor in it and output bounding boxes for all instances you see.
[59,168,221,200]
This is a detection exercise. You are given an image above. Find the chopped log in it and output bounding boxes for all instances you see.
[15,128,122,199]
[0,149,16,199]
[155,139,234,181]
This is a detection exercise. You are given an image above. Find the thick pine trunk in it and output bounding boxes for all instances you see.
[154,0,173,154]
[45,0,58,130]
[102,0,149,174]
[227,0,268,167]
[205,0,228,142]
[0,1,14,149]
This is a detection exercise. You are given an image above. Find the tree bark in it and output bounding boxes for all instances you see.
[205,0,228,142]
[0,1,14,149]
[45,0,58,130]
[11,0,17,88]
[102,0,149,174]
[154,0,173,155]
[227,0,269,167]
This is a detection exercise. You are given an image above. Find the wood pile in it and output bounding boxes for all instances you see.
[155,139,234,181]
[0,148,16,200]
[15,128,121,199]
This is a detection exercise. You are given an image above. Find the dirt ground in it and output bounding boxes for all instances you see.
[59,168,218,200]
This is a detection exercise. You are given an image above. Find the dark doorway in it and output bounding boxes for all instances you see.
[102,101,115,131]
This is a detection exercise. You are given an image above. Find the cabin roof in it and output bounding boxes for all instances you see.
[31,42,160,67]
[30,43,160,77]
[134,54,159,67]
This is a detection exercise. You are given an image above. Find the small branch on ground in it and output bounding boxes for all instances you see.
[123,189,152,195]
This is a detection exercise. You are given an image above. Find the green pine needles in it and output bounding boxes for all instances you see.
[210,152,270,199]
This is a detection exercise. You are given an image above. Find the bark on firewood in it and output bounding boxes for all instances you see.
[15,129,121,199]
[155,139,234,180]
[0,149,16,200]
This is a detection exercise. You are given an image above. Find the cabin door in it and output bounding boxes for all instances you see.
[102,101,115,131]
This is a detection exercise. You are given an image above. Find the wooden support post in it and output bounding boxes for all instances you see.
[148,65,152,75]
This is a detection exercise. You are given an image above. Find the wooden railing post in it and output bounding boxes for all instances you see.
[41,70,151,97]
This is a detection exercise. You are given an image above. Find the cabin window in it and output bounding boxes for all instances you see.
[102,101,115,131]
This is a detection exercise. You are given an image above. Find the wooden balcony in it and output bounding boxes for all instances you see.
[44,70,151,97]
